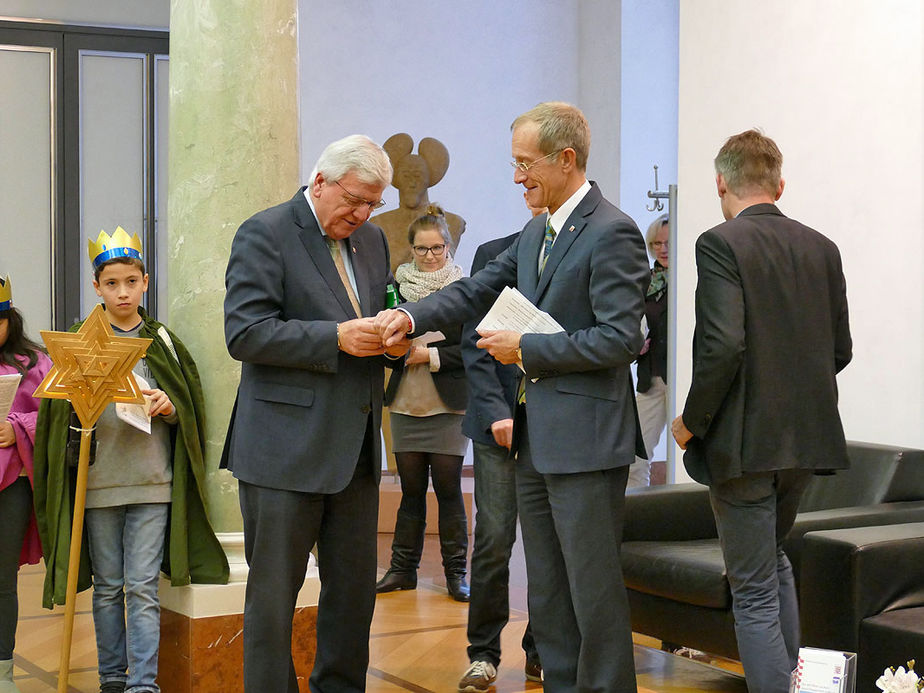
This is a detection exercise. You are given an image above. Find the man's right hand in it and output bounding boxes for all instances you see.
[338,318,387,357]
[374,309,411,347]
[491,418,514,449]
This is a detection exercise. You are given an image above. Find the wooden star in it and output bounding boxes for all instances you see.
[33,304,153,428]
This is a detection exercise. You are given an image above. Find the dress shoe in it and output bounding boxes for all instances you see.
[525,658,543,682]
[446,576,470,602]
[375,569,416,593]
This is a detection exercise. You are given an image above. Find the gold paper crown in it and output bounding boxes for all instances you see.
[88,226,144,270]
[0,275,11,311]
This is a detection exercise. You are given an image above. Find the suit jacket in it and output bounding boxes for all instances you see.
[460,232,522,446]
[223,188,394,493]
[405,183,650,473]
[681,203,852,486]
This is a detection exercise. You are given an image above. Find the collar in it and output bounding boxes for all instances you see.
[736,203,785,218]
[548,179,592,233]
[302,187,331,239]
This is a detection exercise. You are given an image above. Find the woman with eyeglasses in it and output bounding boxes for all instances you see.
[630,213,670,488]
[376,205,472,602]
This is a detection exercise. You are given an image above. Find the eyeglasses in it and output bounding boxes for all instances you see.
[509,150,562,173]
[412,244,446,257]
[334,180,386,211]
[650,241,669,249]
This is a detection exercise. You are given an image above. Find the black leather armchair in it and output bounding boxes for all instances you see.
[800,522,924,692]
[621,441,924,659]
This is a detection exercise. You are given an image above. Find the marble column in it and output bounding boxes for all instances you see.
[166,0,299,531]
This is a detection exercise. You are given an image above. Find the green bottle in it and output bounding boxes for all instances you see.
[385,283,399,308]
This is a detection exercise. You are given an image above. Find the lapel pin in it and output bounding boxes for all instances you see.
[569,225,575,233]
[352,246,357,253]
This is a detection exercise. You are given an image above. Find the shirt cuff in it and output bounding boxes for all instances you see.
[397,307,415,334]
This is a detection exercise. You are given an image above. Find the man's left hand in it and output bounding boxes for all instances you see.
[476,329,521,364]
[671,416,694,450]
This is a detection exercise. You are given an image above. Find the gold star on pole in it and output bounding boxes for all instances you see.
[33,304,152,427]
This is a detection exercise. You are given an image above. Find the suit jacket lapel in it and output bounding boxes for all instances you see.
[347,235,371,317]
[292,187,360,318]
[518,215,544,299]
[534,184,602,301]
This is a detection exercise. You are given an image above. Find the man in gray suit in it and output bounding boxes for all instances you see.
[223,135,407,692]
[376,102,650,693]
[672,129,852,693]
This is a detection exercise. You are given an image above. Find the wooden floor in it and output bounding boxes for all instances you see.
[8,503,746,692]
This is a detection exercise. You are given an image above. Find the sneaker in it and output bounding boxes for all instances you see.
[524,658,543,682]
[458,660,498,692]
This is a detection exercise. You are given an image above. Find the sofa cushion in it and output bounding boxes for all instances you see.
[622,539,730,609]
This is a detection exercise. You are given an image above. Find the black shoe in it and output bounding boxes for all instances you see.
[447,576,470,602]
[376,569,417,593]
[100,682,126,693]
[525,658,543,682]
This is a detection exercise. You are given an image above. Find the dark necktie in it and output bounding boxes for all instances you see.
[540,218,556,275]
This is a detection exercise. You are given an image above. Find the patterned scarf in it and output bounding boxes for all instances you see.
[647,261,668,302]
[394,257,464,302]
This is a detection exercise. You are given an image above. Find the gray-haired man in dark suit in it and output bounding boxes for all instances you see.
[223,134,408,693]
[672,129,852,693]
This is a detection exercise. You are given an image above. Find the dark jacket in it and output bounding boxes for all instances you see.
[681,204,852,485]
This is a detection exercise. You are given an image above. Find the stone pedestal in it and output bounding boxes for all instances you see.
[158,533,319,693]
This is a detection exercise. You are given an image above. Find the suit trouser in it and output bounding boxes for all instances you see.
[238,424,378,693]
[709,469,814,693]
[515,414,636,693]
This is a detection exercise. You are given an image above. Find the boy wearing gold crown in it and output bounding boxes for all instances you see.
[33,229,228,693]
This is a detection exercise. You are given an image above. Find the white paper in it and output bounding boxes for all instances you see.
[115,372,152,434]
[0,373,23,421]
[793,648,849,693]
[475,287,565,372]
[476,287,564,336]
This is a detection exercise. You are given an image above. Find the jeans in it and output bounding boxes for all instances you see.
[467,441,538,667]
[0,478,32,660]
[710,469,814,693]
[86,503,168,693]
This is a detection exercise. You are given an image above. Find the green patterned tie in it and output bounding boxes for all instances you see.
[540,218,556,275]
[519,218,557,405]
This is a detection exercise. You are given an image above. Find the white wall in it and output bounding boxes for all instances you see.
[675,0,924,481]
[299,1,593,273]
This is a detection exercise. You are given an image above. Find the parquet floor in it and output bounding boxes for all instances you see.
[8,481,747,692]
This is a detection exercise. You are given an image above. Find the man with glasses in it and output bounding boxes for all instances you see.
[223,134,408,693]
[376,103,650,692]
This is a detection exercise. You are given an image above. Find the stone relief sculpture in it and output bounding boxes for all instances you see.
[372,133,466,272]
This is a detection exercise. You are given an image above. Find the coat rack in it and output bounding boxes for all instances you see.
[645,165,680,482]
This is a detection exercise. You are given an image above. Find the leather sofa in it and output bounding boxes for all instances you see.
[620,441,924,660]
[801,522,924,692]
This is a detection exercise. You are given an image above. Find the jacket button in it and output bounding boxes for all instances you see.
[360,405,371,414]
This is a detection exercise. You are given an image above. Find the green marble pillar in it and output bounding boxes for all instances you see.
[166,0,299,530]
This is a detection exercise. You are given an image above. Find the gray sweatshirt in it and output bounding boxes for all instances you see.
[85,322,177,508]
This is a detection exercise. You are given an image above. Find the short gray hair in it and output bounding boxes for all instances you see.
[511,102,591,171]
[314,134,393,187]
[714,129,782,197]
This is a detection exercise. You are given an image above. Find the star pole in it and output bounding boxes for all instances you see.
[33,305,152,693]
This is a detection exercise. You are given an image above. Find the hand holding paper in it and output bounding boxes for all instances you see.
[476,287,565,369]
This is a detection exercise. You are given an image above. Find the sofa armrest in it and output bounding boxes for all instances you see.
[623,483,717,542]
[799,522,924,652]
[785,500,924,584]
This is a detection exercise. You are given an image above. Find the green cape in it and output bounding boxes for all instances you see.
[33,308,229,608]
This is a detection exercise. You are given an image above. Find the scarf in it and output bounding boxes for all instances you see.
[647,261,668,302]
[394,258,464,302]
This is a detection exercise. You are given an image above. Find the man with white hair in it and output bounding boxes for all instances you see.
[223,135,408,692]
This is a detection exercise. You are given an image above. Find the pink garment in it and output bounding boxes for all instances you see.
[1,352,52,566]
